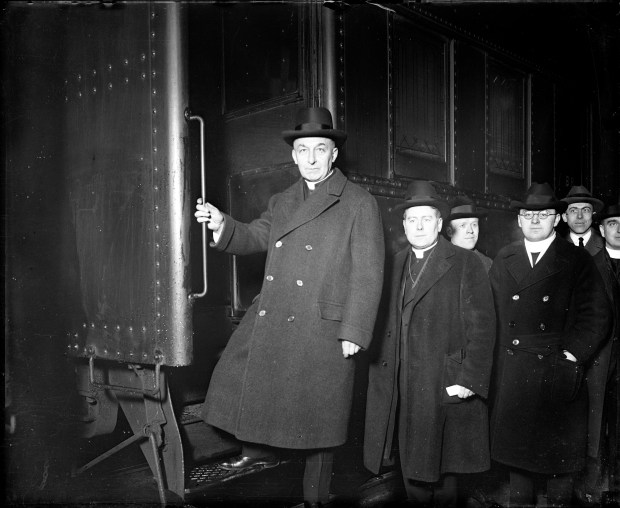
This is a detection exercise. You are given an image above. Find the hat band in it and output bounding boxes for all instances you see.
[295,122,333,131]
[451,205,476,215]
[524,196,557,205]
[567,193,593,199]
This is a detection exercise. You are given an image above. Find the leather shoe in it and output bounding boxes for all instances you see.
[219,454,279,471]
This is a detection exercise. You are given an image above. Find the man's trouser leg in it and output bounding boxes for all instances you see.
[509,468,535,507]
[403,478,433,507]
[547,473,574,507]
[302,449,334,504]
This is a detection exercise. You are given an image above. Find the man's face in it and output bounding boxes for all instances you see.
[600,216,620,250]
[449,218,479,250]
[517,208,561,242]
[292,137,337,182]
[403,206,442,250]
[562,202,594,235]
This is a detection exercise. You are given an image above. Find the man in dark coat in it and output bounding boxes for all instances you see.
[195,107,385,506]
[561,185,605,255]
[582,202,620,504]
[444,196,493,273]
[364,181,496,507]
[489,182,611,507]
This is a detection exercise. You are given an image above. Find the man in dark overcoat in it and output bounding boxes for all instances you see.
[194,107,385,506]
[583,202,620,503]
[364,181,496,507]
[559,186,611,504]
[489,182,611,507]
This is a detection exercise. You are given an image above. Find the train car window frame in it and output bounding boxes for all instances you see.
[221,3,304,119]
[486,57,526,180]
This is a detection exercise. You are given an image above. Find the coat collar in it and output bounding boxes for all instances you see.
[395,237,456,308]
[502,237,570,291]
[272,167,347,240]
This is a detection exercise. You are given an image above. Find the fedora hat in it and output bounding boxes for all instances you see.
[561,185,604,213]
[394,180,450,218]
[596,199,620,222]
[446,196,487,222]
[282,107,347,147]
[510,182,568,213]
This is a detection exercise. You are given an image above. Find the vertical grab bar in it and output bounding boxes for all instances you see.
[185,108,208,299]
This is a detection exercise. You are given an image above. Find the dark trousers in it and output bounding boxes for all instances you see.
[509,468,574,507]
[242,443,334,504]
[403,474,458,507]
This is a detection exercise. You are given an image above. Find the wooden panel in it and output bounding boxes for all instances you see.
[454,42,486,192]
[343,4,389,178]
[531,76,555,186]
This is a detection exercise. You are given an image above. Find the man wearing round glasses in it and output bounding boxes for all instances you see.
[561,185,605,255]
[489,183,611,507]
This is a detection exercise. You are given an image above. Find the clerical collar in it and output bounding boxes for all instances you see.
[306,170,333,190]
[607,247,620,260]
[570,229,592,246]
[524,231,556,261]
[411,241,438,259]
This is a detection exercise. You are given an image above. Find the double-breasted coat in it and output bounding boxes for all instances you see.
[364,237,496,482]
[489,237,611,474]
[587,248,620,457]
[202,168,385,450]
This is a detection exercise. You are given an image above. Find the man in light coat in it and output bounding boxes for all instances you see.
[364,181,495,507]
[490,182,610,507]
[195,107,385,506]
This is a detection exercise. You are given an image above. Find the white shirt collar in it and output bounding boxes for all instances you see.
[607,246,620,259]
[524,231,556,266]
[412,241,438,259]
[305,170,333,190]
[569,229,592,246]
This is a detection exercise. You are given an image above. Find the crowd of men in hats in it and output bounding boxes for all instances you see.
[196,106,620,507]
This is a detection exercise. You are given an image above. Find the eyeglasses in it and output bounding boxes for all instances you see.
[566,206,593,216]
[519,211,556,221]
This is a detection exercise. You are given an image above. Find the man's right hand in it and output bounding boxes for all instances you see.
[195,198,224,234]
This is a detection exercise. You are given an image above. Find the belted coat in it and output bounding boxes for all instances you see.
[202,168,385,449]
[489,237,611,474]
[364,238,496,482]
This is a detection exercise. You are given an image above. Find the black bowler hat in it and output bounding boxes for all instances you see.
[510,182,568,213]
[446,196,487,222]
[282,107,347,147]
[393,180,450,218]
[597,198,620,222]
[561,185,604,213]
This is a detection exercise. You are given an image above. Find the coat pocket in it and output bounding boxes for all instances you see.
[442,349,465,404]
[549,354,584,402]
[318,301,344,322]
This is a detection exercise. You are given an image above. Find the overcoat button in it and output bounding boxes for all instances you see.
[296,280,303,286]
[509,321,516,328]
[538,354,543,360]
[266,275,273,281]
[305,245,312,251]
[275,241,283,248]
[507,349,514,355]
[258,310,266,316]
[287,315,295,322]
[539,323,546,331]
[594,360,600,366]
[512,294,520,301]
[512,339,520,346]
[542,295,549,302]
[382,361,388,367]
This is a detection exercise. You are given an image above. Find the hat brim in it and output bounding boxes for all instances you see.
[510,200,568,213]
[596,212,620,222]
[394,198,450,218]
[561,197,604,213]
[446,211,487,222]
[282,129,347,148]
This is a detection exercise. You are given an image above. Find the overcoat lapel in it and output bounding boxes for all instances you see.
[272,168,346,240]
[402,238,454,308]
[505,239,568,291]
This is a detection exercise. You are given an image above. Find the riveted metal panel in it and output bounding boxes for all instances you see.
[62,2,191,366]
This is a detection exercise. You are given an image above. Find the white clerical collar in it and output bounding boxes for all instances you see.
[524,231,556,266]
[607,247,620,259]
[570,229,592,246]
[306,170,334,190]
[412,241,438,259]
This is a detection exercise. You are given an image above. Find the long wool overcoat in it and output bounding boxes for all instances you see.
[489,237,611,474]
[364,237,496,482]
[202,168,385,450]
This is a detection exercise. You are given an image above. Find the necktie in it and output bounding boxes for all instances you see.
[578,237,584,248]
[531,252,540,266]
